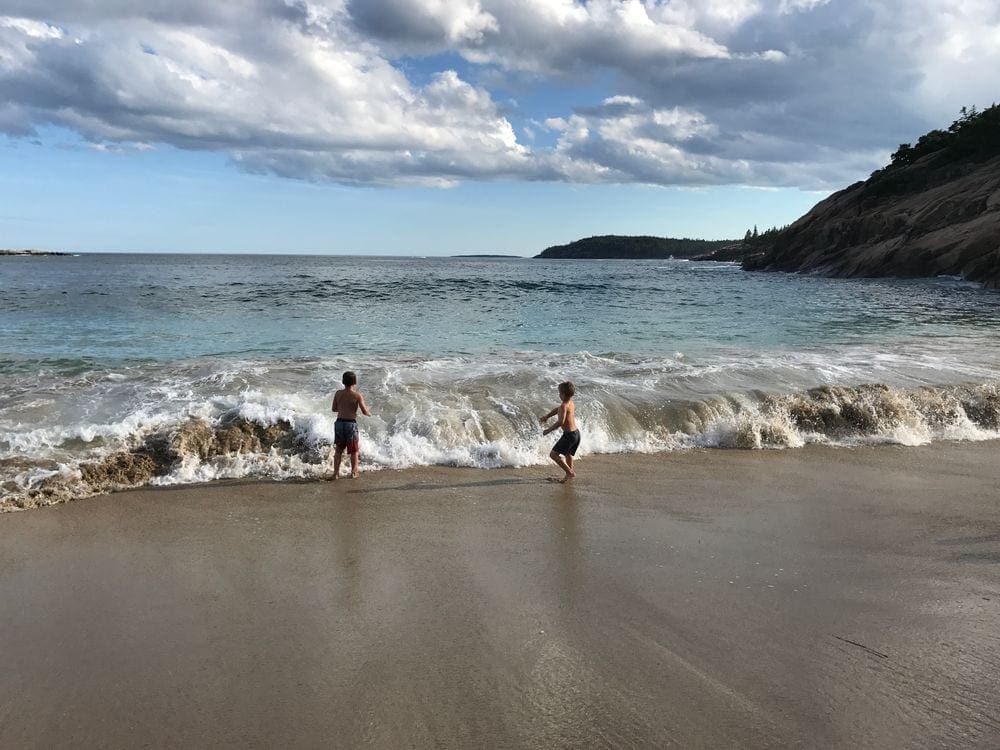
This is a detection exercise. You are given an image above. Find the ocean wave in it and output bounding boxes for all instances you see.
[3,377,998,511]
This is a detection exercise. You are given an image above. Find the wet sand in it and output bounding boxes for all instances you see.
[1,443,999,749]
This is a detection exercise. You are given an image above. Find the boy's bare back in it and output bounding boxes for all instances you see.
[332,388,368,419]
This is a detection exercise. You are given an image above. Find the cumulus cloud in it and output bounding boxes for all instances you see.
[538,95,882,187]
[349,0,498,49]
[0,1,997,188]
[0,4,532,185]
[350,0,736,73]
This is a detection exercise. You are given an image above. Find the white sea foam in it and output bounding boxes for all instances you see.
[3,351,1000,509]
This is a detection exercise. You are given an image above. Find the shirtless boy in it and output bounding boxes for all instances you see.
[539,381,580,483]
[331,371,371,479]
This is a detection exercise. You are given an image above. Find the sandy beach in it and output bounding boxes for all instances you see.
[2,443,999,748]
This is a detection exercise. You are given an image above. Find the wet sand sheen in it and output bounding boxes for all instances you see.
[1,443,999,748]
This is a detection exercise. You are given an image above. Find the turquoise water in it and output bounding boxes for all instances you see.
[3,253,1000,505]
[4,253,1000,369]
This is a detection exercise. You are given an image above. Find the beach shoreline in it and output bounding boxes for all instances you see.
[2,442,999,747]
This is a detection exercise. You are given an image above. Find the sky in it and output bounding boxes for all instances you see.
[1,1,998,255]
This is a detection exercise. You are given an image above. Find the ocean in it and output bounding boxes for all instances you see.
[3,253,1000,507]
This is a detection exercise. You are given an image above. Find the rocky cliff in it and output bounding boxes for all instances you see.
[744,106,1000,287]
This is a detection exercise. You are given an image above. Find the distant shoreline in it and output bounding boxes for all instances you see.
[0,249,70,256]
[535,234,740,260]
[450,253,525,258]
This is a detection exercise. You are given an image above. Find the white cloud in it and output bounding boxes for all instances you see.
[777,0,831,14]
[350,0,498,46]
[0,8,531,185]
[652,0,764,34]
[602,95,643,106]
[0,1,997,189]
[352,0,738,72]
[0,15,63,39]
[539,97,872,188]
[911,0,1000,118]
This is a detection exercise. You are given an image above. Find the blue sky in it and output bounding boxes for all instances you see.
[1,2,996,255]
[2,129,821,254]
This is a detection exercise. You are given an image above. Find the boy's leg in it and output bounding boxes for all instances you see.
[566,454,574,474]
[333,446,343,479]
[350,450,360,478]
[549,450,575,481]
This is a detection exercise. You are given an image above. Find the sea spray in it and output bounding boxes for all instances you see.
[4,375,999,511]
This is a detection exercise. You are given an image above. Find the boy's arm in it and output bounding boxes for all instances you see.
[543,404,566,435]
[331,390,340,413]
[538,406,559,423]
[358,393,372,417]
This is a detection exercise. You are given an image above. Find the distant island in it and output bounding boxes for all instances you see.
[535,235,737,260]
[1,249,70,256]
[742,104,1000,287]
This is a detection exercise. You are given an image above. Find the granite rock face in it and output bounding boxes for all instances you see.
[744,153,1000,287]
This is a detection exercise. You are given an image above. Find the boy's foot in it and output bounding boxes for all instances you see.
[547,473,575,483]
[351,471,360,479]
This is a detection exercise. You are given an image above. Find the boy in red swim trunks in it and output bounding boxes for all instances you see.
[331,371,371,479]
[539,381,580,483]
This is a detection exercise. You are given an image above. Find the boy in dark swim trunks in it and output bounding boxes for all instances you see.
[539,381,579,483]
[331,370,371,479]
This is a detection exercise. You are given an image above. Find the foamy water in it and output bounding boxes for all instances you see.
[3,254,1000,509]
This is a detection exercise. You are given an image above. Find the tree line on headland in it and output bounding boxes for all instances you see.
[888,104,999,171]
[535,235,735,259]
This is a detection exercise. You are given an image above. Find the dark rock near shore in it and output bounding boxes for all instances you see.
[691,242,757,262]
[21,416,302,506]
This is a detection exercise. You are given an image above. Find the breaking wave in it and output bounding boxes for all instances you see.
[3,354,999,510]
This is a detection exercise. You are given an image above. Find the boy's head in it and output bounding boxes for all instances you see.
[342,371,357,387]
[558,381,575,401]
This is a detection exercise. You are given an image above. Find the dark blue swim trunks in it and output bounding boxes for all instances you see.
[552,429,581,456]
[334,419,360,454]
